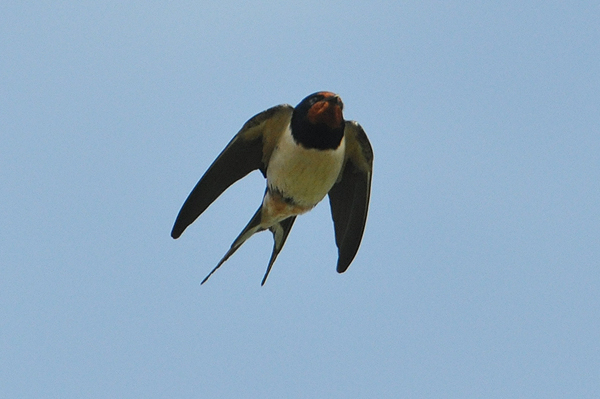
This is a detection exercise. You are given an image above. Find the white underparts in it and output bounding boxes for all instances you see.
[263,125,345,224]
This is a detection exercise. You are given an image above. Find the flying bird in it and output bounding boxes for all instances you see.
[171,91,373,285]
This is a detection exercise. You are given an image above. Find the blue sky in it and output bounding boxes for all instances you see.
[2,1,599,398]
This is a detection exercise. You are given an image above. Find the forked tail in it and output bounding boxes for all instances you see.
[201,207,296,285]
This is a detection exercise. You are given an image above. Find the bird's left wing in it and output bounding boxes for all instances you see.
[171,104,293,238]
[328,121,373,273]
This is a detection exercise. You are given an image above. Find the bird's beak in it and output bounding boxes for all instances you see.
[326,95,343,109]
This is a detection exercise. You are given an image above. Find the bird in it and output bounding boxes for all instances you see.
[171,91,373,285]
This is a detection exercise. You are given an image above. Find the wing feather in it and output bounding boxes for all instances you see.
[171,104,293,238]
[328,121,373,273]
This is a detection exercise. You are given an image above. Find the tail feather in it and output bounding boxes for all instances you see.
[201,207,264,285]
[261,216,296,286]
[200,205,298,285]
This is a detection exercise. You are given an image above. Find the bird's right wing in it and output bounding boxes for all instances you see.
[171,104,293,239]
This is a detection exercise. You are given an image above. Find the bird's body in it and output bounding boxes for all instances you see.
[265,124,346,219]
[171,92,373,285]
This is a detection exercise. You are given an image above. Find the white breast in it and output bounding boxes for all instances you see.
[266,126,346,208]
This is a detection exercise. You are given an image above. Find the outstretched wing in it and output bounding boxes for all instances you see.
[171,104,293,239]
[328,121,373,273]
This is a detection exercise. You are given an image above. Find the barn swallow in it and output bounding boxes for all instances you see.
[171,91,373,285]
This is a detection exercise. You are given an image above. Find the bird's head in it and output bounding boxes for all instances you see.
[291,91,345,150]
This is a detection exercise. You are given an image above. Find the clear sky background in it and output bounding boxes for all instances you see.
[2,2,599,398]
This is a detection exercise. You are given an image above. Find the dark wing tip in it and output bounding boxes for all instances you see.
[334,211,368,274]
[336,255,354,274]
[171,226,183,239]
